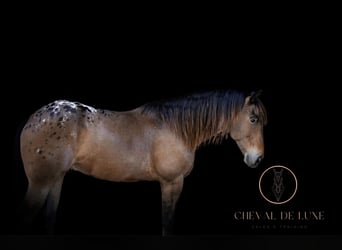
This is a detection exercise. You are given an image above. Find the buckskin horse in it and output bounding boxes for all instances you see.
[17,89,267,235]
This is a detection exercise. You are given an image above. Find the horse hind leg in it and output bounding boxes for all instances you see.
[16,176,65,234]
[16,181,50,234]
[43,176,65,234]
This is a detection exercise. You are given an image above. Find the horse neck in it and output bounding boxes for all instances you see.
[192,115,232,149]
[140,91,245,150]
[169,107,234,150]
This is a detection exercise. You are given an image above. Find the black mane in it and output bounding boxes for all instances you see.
[141,90,266,149]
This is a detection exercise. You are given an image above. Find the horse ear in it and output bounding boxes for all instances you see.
[248,90,263,104]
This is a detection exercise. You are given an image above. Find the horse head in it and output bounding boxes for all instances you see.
[230,90,267,168]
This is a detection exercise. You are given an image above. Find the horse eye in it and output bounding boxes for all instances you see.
[249,116,258,124]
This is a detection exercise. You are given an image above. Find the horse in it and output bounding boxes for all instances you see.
[17,89,267,235]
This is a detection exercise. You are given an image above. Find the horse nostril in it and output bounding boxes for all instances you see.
[256,155,263,165]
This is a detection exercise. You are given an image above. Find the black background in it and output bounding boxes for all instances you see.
[1,5,341,249]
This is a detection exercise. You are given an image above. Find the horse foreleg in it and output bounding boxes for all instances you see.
[160,176,184,236]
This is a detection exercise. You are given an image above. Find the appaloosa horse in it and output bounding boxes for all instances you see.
[18,90,267,235]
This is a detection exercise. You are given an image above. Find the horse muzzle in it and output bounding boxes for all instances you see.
[244,151,263,168]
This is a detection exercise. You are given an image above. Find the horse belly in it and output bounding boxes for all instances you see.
[91,151,154,182]
[72,132,156,182]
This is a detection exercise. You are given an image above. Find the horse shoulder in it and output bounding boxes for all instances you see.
[151,129,195,181]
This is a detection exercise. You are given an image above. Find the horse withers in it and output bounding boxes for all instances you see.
[17,90,267,235]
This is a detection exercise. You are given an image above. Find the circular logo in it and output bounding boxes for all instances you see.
[258,165,298,205]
